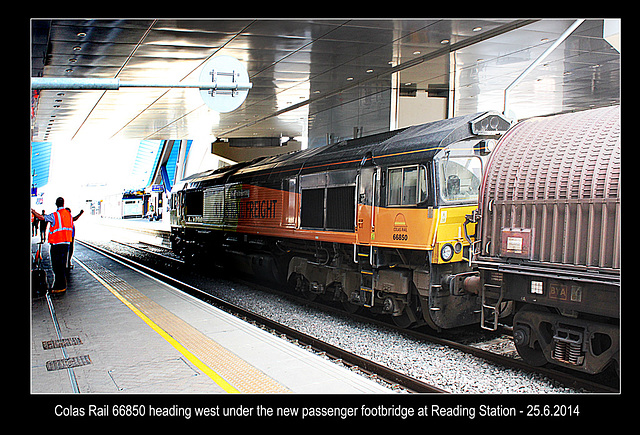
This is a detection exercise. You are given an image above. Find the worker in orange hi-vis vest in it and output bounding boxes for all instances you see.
[32,197,74,294]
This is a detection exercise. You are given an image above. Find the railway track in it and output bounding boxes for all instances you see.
[77,237,619,393]
[76,239,445,393]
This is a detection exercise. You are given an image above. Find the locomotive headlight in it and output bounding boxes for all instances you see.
[470,113,512,136]
[441,243,454,262]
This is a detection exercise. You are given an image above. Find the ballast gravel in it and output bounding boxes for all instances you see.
[84,234,580,394]
[199,280,579,394]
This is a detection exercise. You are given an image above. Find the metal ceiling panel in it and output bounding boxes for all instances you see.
[452,19,619,119]
[31,18,620,146]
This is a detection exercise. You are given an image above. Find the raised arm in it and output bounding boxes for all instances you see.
[31,209,44,221]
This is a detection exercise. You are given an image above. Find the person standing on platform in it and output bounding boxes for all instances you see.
[31,212,38,237]
[39,209,48,243]
[31,197,74,294]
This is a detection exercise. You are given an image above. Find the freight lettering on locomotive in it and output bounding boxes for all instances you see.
[239,199,278,219]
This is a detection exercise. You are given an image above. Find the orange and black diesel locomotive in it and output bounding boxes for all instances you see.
[170,112,511,329]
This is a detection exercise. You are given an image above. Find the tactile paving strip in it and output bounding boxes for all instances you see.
[76,257,291,394]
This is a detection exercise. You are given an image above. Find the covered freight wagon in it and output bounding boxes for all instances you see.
[472,105,620,375]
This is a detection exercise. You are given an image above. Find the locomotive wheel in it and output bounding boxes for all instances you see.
[289,273,317,301]
[392,311,415,328]
[301,288,318,301]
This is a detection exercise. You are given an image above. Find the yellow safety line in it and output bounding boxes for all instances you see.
[76,260,240,393]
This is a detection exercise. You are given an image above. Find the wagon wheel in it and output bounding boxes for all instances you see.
[513,305,549,367]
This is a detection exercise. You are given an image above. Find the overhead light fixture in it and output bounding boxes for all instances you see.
[473,27,482,32]
[346,77,354,81]
[366,69,374,73]
[73,46,82,51]
[413,50,421,55]
[77,32,86,38]
[440,39,450,44]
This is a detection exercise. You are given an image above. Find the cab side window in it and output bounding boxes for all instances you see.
[387,166,427,206]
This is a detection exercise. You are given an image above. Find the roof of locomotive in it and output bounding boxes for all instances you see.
[179,111,502,189]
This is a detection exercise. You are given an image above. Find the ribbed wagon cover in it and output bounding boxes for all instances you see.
[478,105,620,271]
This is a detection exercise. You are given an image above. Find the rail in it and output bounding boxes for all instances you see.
[76,239,447,393]
[77,238,619,393]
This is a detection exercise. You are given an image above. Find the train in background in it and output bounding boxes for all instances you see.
[470,105,620,375]
[99,190,163,220]
[101,191,146,219]
[170,111,511,330]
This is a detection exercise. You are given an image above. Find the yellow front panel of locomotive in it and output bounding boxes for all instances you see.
[431,205,477,264]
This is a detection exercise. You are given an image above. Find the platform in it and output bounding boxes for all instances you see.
[30,237,394,394]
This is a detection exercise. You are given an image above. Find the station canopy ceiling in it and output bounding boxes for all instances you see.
[31,18,620,144]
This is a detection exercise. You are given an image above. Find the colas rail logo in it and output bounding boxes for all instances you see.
[393,213,408,241]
